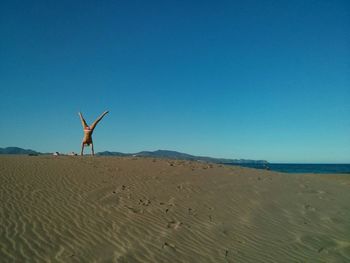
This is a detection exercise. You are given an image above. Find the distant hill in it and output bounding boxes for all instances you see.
[0,147,268,164]
[96,151,129,157]
[134,150,194,159]
[0,147,41,155]
[97,149,268,164]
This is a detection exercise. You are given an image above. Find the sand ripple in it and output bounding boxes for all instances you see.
[1,156,350,262]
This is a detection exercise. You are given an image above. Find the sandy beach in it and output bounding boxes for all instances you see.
[0,156,349,262]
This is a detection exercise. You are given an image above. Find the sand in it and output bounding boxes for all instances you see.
[0,156,350,262]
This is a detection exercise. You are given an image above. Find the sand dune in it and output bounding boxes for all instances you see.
[1,156,349,262]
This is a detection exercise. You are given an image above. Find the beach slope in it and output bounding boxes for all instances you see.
[1,156,349,262]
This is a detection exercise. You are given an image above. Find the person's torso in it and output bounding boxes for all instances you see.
[83,129,93,141]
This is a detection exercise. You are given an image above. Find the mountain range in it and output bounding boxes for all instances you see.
[0,147,268,164]
[0,147,41,155]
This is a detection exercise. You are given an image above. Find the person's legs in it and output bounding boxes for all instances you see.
[79,112,89,129]
[91,142,94,156]
[90,111,109,130]
[81,142,85,156]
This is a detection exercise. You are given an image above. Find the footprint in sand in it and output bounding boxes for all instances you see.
[167,197,176,206]
[205,205,214,211]
[188,208,196,215]
[168,162,175,167]
[167,220,182,230]
[138,199,151,206]
[162,242,176,250]
[225,249,229,258]
[124,205,143,214]
[303,204,316,212]
[176,184,183,190]
[159,198,176,213]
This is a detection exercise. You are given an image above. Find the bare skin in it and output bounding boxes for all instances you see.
[78,111,109,156]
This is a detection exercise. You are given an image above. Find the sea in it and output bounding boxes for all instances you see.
[225,163,350,174]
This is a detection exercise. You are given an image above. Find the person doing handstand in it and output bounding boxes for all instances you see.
[78,111,109,156]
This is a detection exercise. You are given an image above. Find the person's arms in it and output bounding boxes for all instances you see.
[90,111,109,130]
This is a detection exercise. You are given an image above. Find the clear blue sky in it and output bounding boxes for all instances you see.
[1,0,349,163]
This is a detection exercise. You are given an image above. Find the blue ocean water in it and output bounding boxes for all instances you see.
[225,163,350,174]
